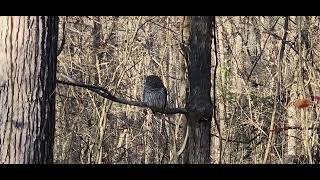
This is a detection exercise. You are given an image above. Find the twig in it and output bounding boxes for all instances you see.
[270,125,320,133]
[247,17,280,81]
[211,132,261,144]
[263,16,289,164]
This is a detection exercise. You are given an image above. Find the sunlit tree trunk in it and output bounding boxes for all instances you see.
[0,16,58,164]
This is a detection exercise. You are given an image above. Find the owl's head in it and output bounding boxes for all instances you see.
[145,75,164,88]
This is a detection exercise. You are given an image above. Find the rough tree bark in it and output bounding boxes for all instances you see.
[182,16,213,164]
[0,16,58,164]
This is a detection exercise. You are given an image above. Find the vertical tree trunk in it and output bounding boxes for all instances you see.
[182,16,213,164]
[213,17,227,163]
[287,104,297,162]
[143,110,154,163]
[0,16,58,164]
[143,28,155,163]
[286,17,298,163]
[92,16,103,84]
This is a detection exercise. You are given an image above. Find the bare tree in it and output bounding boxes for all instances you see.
[54,16,320,164]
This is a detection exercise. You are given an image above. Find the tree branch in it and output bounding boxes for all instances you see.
[57,74,187,115]
[247,17,280,81]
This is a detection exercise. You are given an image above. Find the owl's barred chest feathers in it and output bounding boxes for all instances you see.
[143,75,167,111]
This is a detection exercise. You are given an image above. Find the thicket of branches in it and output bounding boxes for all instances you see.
[55,16,320,164]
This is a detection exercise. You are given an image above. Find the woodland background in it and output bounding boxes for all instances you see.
[53,16,320,164]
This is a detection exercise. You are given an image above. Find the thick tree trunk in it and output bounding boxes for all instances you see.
[182,16,213,164]
[0,16,58,164]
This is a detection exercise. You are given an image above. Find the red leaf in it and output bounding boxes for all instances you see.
[294,99,312,109]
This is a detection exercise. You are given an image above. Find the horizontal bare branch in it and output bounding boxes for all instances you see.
[57,74,187,115]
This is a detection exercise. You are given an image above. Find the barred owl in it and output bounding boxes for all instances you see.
[143,75,167,112]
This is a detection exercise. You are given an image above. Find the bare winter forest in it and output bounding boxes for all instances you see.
[1,16,320,164]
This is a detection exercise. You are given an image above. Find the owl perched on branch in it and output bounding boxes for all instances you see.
[143,75,167,113]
